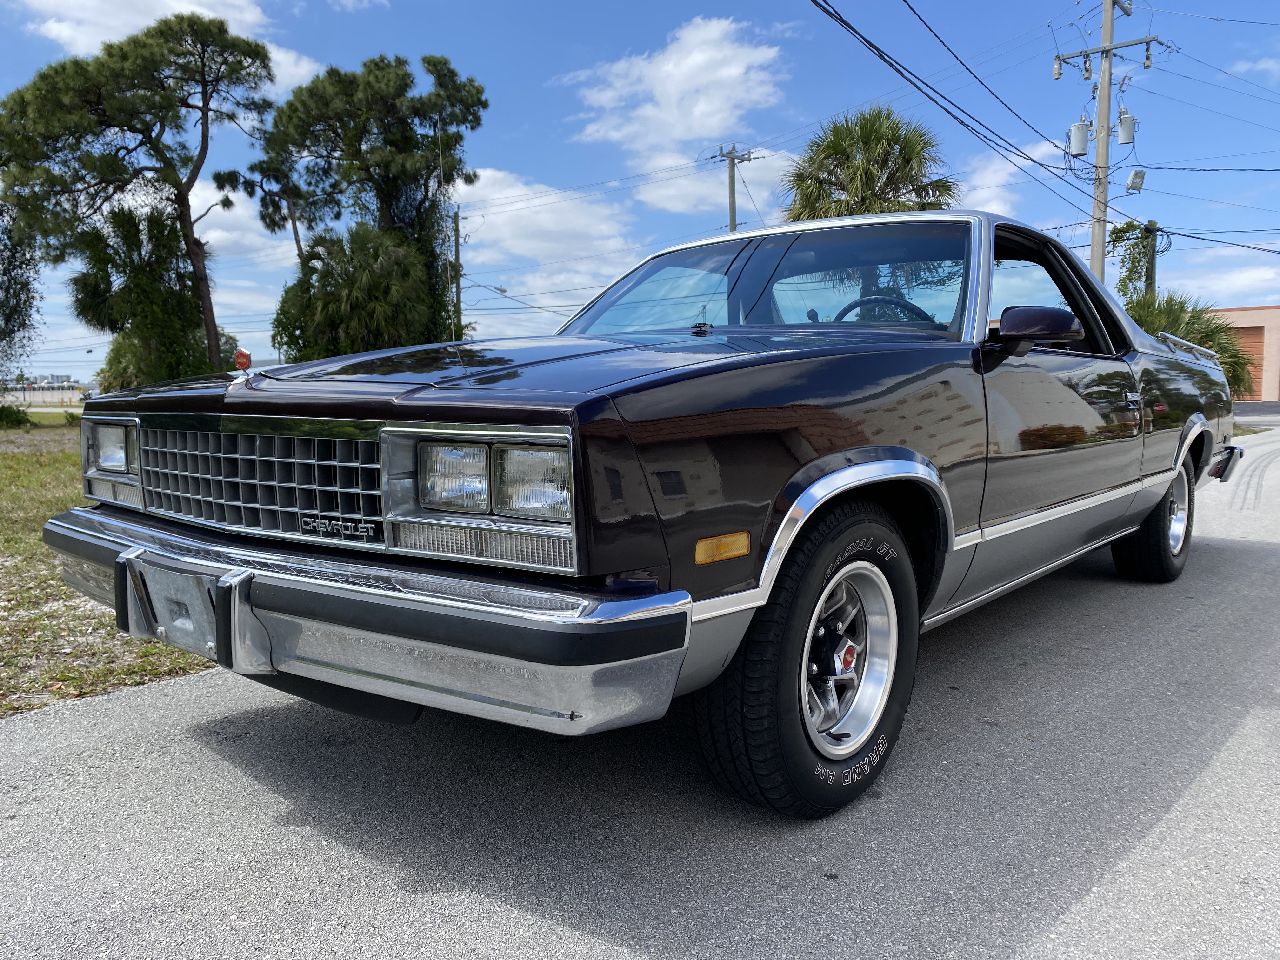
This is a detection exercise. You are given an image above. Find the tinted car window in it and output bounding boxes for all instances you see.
[564,222,971,340]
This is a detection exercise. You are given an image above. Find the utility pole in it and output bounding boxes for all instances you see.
[1054,0,1160,282]
[1143,219,1158,295]
[453,208,462,341]
[717,143,754,232]
[1090,0,1117,282]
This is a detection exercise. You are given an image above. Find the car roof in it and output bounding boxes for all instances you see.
[650,209,1038,259]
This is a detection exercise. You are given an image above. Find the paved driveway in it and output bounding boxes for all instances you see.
[4,427,1279,959]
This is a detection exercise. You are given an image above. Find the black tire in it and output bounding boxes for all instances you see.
[694,500,919,819]
[1112,456,1196,583]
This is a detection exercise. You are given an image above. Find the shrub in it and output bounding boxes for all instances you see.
[0,404,33,428]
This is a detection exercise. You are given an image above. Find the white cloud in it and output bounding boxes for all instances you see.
[454,168,642,338]
[22,0,268,55]
[960,142,1061,217]
[1162,247,1280,305]
[19,1,317,104]
[757,21,807,40]
[1230,57,1280,85]
[190,178,297,270]
[265,43,320,99]
[189,179,297,360]
[633,148,795,226]
[571,18,784,150]
[564,17,792,219]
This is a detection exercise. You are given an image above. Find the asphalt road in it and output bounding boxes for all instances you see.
[4,424,1280,960]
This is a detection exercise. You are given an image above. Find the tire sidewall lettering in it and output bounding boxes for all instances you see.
[823,538,898,583]
[811,734,890,787]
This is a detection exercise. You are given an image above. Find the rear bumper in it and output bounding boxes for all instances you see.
[1209,445,1244,483]
[43,507,690,734]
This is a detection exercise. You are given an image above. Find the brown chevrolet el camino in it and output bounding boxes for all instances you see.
[46,211,1244,818]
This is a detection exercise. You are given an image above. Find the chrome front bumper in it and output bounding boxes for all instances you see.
[44,507,691,734]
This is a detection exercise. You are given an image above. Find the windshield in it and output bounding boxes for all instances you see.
[563,221,972,340]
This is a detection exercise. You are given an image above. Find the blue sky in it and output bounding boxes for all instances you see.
[3,0,1279,381]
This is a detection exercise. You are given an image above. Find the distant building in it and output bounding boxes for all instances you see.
[1218,306,1280,402]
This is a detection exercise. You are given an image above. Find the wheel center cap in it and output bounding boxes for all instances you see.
[836,637,858,675]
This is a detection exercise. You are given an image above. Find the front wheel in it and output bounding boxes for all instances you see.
[694,501,919,818]
[1111,456,1196,582]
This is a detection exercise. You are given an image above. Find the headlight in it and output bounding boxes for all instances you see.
[89,422,138,475]
[494,445,572,521]
[418,443,489,513]
[83,418,142,509]
[383,423,577,574]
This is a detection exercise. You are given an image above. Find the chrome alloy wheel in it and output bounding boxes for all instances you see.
[799,561,898,761]
[1168,466,1191,556]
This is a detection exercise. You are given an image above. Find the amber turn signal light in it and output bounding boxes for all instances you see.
[694,531,751,565]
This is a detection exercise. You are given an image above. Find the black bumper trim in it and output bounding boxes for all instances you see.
[248,579,687,667]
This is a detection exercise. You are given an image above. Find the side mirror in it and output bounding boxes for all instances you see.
[996,305,1084,356]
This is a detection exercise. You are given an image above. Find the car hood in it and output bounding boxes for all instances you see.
[260,332,929,394]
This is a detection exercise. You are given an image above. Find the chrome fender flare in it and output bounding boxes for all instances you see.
[692,454,954,624]
[1174,414,1211,481]
[674,454,954,696]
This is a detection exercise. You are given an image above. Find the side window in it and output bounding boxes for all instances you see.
[989,259,1070,323]
[990,236,1109,355]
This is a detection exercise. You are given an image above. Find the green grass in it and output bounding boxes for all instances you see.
[0,427,208,717]
[1234,425,1271,437]
[0,407,82,429]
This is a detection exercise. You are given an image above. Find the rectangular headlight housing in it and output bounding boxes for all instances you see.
[382,423,577,574]
[82,417,142,511]
[92,423,136,474]
[418,442,489,513]
[494,445,572,521]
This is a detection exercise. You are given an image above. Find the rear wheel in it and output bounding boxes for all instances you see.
[1112,456,1195,582]
[694,501,918,818]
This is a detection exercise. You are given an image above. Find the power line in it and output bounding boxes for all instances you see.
[1166,227,1280,235]
[1171,48,1280,98]
[461,158,713,211]
[736,165,767,229]
[452,2,1100,224]
[1142,166,1280,173]
[1150,65,1280,109]
[1144,188,1280,217]
[1125,80,1280,135]
[1163,231,1280,256]
[899,0,1062,148]
[1136,6,1280,27]
[807,0,1120,225]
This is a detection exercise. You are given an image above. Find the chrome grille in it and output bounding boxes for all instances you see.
[138,429,383,547]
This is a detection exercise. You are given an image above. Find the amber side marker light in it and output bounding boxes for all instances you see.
[695,531,751,565]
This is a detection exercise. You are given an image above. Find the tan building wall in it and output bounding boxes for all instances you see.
[1219,305,1280,402]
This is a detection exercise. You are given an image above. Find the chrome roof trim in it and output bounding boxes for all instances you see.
[648,209,991,259]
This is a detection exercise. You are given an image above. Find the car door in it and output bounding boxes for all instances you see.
[949,227,1143,605]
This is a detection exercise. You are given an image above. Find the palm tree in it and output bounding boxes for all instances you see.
[1125,290,1254,399]
[273,222,453,362]
[782,106,959,221]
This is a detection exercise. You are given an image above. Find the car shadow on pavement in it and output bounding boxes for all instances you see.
[193,535,1280,959]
